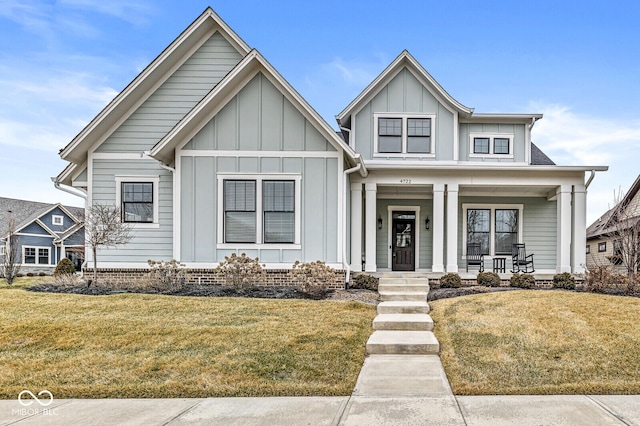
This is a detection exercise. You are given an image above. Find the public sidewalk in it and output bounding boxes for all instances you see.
[2,394,640,425]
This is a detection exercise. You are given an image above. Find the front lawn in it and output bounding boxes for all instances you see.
[0,285,376,398]
[431,290,640,395]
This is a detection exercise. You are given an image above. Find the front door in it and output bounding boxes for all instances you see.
[392,212,416,271]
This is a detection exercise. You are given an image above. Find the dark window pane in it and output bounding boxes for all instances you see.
[379,136,402,153]
[495,209,518,254]
[494,138,510,154]
[122,182,154,223]
[407,136,430,153]
[474,137,490,154]
[264,212,295,243]
[467,209,490,255]
[263,181,295,243]
[224,212,256,243]
[378,118,402,136]
[38,248,49,265]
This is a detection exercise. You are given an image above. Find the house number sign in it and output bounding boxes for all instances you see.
[400,179,412,184]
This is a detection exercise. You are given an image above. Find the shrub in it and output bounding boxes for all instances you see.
[54,258,76,276]
[553,272,576,290]
[439,273,462,288]
[584,265,627,293]
[477,271,501,287]
[290,260,335,299]
[626,275,640,296]
[26,272,34,277]
[38,272,46,277]
[215,253,265,289]
[350,273,378,291]
[510,273,535,289]
[53,273,85,287]
[147,259,186,291]
[16,273,23,278]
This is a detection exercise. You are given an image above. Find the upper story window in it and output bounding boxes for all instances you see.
[470,133,514,158]
[115,175,160,227]
[374,113,436,157]
[52,215,64,226]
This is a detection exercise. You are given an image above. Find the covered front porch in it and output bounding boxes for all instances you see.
[349,170,587,275]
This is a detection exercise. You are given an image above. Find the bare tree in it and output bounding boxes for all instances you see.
[607,188,640,276]
[2,218,21,285]
[84,204,133,285]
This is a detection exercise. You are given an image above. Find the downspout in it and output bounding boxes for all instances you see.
[343,162,362,288]
[585,169,596,190]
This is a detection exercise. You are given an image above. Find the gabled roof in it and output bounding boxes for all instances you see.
[150,49,366,175]
[59,7,251,165]
[587,174,640,239]
[531,142,556,165]
[0,198,84,238]
[336,50,474,126]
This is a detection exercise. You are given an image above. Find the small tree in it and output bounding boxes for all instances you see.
[607,188,640,276]
[1,218,21,285]
[84,204,133,285]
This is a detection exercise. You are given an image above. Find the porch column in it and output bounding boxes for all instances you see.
[446,184,459,272]
[364,183,377,272]
[432,183,445,273]
[350,183,363,272]
[557,185,572,273]
[572,184,587,274]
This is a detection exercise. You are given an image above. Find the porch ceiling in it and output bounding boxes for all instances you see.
[460,185,556,197]
[377,185,432,198]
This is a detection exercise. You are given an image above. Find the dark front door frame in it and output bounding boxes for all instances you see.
[391,211,416,271]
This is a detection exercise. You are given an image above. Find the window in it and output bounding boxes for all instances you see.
[464,204,523,256]
[115,175,160,227]
[586,245,590,254]
[263,180,295,243]
[122,182,154,223]
[598,242,607,252]
[224,180,256,243]
[469,134,514,157]
[220,175,300,246]
[473,137,490,154]
[23,247,49,265]
[375,114,435,156]
[0,245,4,256]
[52,215,64,226]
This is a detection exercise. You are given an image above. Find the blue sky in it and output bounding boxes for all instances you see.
[1,0,639,224]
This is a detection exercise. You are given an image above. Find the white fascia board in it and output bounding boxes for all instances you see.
[363,162,608,173]
[59,9,250,165]
[460,113,544,124]
[337,50,473,124]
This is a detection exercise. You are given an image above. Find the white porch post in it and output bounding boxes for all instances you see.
[557,185,572,273]
[572,184,587,274]
[432,183,445,273]
[364,183,377,272]
[446,183,459,272]
[350,183,363,272]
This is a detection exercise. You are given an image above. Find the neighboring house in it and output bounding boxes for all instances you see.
[587,175,640,273]
[0,198,85,274]
[54,8,607,282]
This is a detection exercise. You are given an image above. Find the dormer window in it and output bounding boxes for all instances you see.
[375,113,435,157]
[470,133,514,158]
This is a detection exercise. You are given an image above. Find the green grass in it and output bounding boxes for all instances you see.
[431,290,640,395]
[0,286,376,398]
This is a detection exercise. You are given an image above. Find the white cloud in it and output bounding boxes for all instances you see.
[59,0,156,26]
[531,103,640,224]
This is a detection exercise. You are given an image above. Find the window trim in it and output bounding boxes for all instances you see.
[52,215,64,226]
[469,133,514,158]
[0,244,5,256]
[217,174,302,249]
[462,204,524,257]
[586,245,590,254]
[22,246,51,265]
[115,175,160,228]
[598,242,607,252]
[373,113,436,158]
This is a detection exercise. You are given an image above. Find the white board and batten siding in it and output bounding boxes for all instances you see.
[178,72,342,267]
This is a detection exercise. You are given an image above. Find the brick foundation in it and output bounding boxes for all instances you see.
[430,278,585,290]
[83,268,347,289]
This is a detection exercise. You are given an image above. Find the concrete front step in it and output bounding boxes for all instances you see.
[378,277,429,286]
[366,330,440,355]
[377,301,431,314]
[373,313,434,331]
[378,282,429,293]
[379,291,428,302]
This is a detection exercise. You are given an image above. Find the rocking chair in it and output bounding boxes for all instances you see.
[511,243,535,273]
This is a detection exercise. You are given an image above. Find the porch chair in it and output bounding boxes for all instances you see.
[511,243,535,273]
[466,243,485,272]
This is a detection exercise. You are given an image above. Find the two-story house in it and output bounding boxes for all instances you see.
[54,8,606,283]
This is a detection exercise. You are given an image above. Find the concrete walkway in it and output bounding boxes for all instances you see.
[3,395,640,425]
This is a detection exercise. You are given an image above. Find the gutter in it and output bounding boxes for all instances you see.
[342,163,362,288]
[51,177,88,199]
[142,151,175,173]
